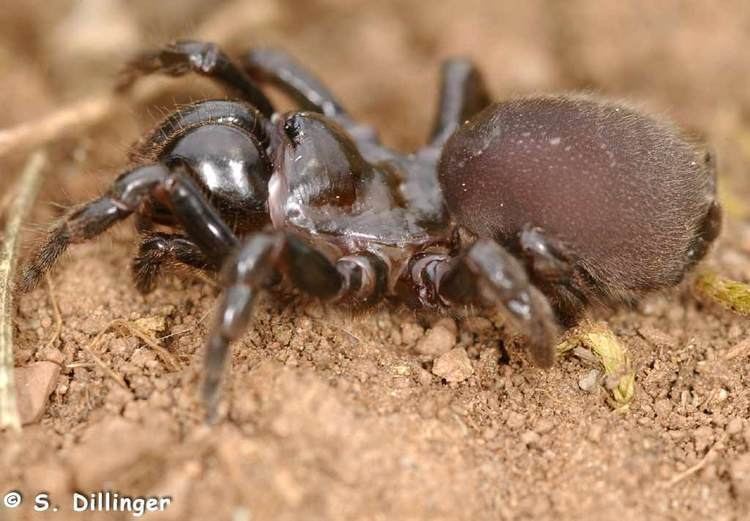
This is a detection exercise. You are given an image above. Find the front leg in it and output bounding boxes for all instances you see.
[117,40,274,117]
[438,238,560,368]
[202,236,390,420]
[242,47,379,144]
[19,163,238,292]
[202,233,344,420]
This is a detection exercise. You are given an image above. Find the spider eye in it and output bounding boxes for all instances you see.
[277,112,368,207]
[283,115,303,144]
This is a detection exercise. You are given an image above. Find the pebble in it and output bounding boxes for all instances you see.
[14,361,61,424]
[520,430,541,447]
[654,398,672,417]
[726,418,744,436]
[578,369,599,392]
[400,322,424,345]
[434,317,458,335]
[535,418,555,434]
[415,367,434,386]
[432,348,473,383]
[693,425,714,453]
[506,411,525,430]
[416,322,457,357]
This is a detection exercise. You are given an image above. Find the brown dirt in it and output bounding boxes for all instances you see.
[2,1,750,520]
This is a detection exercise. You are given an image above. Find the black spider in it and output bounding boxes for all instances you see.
[19,41,721,420]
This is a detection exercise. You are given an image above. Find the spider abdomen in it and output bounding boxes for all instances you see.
[438,95,720,296]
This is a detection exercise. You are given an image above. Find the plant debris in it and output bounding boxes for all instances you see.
[694,271,750,316]
[557,322,635,410]
[0,150,47,431]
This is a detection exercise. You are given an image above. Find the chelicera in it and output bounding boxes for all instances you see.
[19,41,721,419]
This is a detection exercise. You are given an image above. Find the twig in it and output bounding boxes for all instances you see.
[0,0,280,161]
[665,436,725,487]
[77,322,129,391]
[110,319,180,371]
[0,96,118,159]
[0,151,47,431]
[725,338,750,360]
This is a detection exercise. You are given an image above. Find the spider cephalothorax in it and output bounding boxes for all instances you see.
[20,41,721,420]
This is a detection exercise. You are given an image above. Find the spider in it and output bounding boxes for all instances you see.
[19,40,721,420]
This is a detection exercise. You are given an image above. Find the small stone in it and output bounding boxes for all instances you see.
[578,369,599,392]
[400,322,424,345]
[433,317,458,335]
[726,418,744,436]
[432,348,473,383]
[693,425,714,453]
[535,418,555,434]
[415,367,433,386]
[506,411,525,430]
[14,361,61,424]
[654,398,672,417]
[520,430,541,447]
[729,453,750,505]
[133,315,168,334]
[416,324,456,357]
[37,347,64,365]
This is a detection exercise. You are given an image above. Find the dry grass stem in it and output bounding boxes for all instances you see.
[0,96,118,159]
[110,319,180,371]
[724,338,750,360]
[43,273,63,351]
[77,323,129,391]
[76,316,180,390]
[0,150,47,431]
[665,436,725,487]
[0,0,273,161]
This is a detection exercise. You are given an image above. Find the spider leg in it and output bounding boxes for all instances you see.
[428,58,491,148]
[19,164,238,292]
[242,47,379,144]
[518,225,589,324]
[438,238,560,368]
[243,47,348,119]
[202,235,388,420]
[132,232,214,294]
[116,40,274,117]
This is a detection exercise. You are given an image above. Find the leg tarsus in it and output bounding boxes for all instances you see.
[132,233,214,294]
[19,165,169,292]
[241,48,379,143]
[202,232,349,421]
[243,47,347,118]
[117,40,274,117]
[439,238,560,367]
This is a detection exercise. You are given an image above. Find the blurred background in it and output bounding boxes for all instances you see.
[4,0,750,201]
[3,1,750,520]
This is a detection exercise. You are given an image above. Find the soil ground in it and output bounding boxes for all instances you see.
[2,1,750,520]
